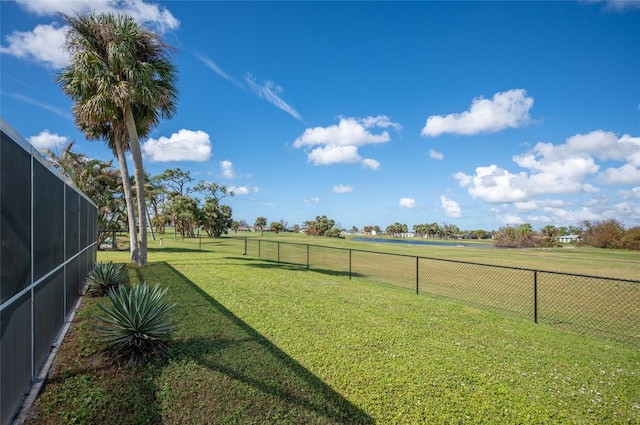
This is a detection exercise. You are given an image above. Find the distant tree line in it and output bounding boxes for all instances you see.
[580,219,640,250]
[46,144,236,243]
[148,168,234,238]
[493,220,640,250]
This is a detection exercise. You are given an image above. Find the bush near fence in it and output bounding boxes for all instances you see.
[243,238,640,345]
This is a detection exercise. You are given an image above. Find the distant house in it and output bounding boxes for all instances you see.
[556,234,581,243]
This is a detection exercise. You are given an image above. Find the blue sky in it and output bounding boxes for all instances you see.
[2,0,639,232]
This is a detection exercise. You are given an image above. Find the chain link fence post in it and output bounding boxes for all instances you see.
[534,270,538,324]
[416,257,419,294]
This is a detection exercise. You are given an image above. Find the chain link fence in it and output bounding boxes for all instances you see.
[242,238,640,345]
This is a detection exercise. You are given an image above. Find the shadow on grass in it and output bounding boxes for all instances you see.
[224,256,364,279]
[147,246,205,253]
[155,262,373,424]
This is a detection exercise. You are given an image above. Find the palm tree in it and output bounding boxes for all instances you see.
[254,217,267,235]
[45,142,124,242]
[74,109,152,263]
[57,12,178,266]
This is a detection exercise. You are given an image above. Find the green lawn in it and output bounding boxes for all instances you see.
[27,235,640,424]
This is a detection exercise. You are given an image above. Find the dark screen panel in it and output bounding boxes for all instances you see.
[77,249,91,295]
[65,187,80,260]
[90,203,97,248]
[34,269,65,372]
[0,130,32,303]
[0,292,32,425]
[65,257,79,316]
[33,160,64,281]
[80,196,88,248]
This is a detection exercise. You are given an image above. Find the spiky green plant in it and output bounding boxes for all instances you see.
[85,261,128,297]
[94,282,177,366]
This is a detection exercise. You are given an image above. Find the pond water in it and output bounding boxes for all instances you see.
[351,237,495,248]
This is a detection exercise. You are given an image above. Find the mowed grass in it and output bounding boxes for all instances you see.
[246,234,640,342]
[27,235,640,424]
[243,231,640,279]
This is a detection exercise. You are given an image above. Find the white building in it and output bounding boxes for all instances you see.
[556,234,581,243]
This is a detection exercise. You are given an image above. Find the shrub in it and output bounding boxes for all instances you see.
[85,261,128,297]
[94,283,177,366]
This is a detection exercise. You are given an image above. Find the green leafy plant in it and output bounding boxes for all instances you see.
[94,282,177,366]
[85,261,128,297]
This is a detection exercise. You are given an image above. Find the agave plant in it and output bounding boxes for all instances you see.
[85,261,128,297]
[94,282,177,366]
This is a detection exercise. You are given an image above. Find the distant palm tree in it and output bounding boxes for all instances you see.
[45,142,124,240]
[57,12,178,266]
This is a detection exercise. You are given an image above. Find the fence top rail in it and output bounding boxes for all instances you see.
[242,237,640,285]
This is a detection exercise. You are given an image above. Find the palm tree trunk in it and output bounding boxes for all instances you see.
[115,143,139,263]
[123,104,148,267]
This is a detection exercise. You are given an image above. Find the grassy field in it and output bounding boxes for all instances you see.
[244,233,640,342]
[239,231,640,279]
[26,235,640,424]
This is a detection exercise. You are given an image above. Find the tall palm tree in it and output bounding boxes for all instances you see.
[57,12,178,267]
[74,107,153,263]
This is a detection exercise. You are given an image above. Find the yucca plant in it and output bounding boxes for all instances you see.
[94,282,177,366]
[85,261,128,297]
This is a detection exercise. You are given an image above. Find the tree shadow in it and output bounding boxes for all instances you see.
[158,263,374,424]
[147,246,204,253]
[223,256,365,278]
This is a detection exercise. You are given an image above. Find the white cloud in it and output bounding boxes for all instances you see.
[421,89,534,137]
[361,158,381,170]
[546,131,640,164]
[429,149,444,160]
[307,145,360,166]
[454,166,530,203]
[333,184,353,193]
[440,195,462,218]
[2,1,179,69]
[454,130,640,205]
[583,0,640,12]
[598,164,640,185]
[303,197,321,204]
[457,130,640,226]
[228,184,257,195]
[15,0,109,16]
[514,199,568,212]
[615,201,640,219]
[28,130,67,150]
[293,116,400,169]
[0,24,68,68]
[196,54,242,87]
[496,213,524,225]
[197,56,301,120]
[399,197,416,209]
[244,73,301,120]
[15,0,179,33]
[294,116,397,148]
[305,145,382,170]
[117,0,180,33]
[142,129,212,162]
[220,160,235,179]
[552,207,601,223]
[620,186,640,201]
